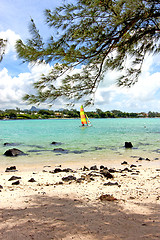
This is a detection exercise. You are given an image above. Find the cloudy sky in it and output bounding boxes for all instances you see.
[0,0,160,112]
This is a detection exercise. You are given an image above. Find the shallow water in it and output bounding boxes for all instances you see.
[0,118,160,167]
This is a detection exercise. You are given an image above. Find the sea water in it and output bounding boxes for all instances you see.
[0,118,160,167]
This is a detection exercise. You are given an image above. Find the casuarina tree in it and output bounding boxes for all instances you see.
[0,38,7,62]
[16,0,160,106]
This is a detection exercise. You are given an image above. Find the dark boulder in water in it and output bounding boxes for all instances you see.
[3,142,20,147]
[53,148,68,154]
[125,142,133,148]
[4,148,26,157]
[51,141,62,145]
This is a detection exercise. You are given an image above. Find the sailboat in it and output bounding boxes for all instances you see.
[80,105,91,127]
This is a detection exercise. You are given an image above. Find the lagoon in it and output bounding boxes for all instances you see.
[0,118,160,167]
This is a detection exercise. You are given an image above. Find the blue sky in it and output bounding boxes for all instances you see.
[0,0,160,112]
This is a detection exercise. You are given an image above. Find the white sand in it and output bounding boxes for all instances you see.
[0,158,160,240]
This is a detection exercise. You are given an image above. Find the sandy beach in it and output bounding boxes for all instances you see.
[0,157,160,240]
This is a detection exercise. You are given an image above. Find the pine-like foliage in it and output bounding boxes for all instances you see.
[0,38,7,62]
[16,0,160,106]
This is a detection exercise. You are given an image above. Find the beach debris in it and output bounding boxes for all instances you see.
[5,166,17,172]
[12,180,20,185]
[8,176,21,181]
[121,161,128,165]
[28,178,36,182]
[125,142,133,148]
[62,175,76,182]
[4,148,26,157]
[99,194,117,201]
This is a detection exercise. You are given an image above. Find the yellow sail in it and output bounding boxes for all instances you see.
[86,114,91,125]
[80,105,87,125]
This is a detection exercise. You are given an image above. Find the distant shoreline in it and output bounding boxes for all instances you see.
[1,107,160,120]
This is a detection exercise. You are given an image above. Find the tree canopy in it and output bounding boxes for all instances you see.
[0,38,7,62]
[16,0,160,106]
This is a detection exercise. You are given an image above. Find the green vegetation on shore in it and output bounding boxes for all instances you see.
[0,108,159,120]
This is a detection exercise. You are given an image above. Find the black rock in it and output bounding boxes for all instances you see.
[62,175,76,182]
[130,164,137,168]
[83,166,89,171]
[62,168,73,173]
[8,176,21,181]
[121,168,133,172]
[125,142,133,148]
[104,182,119,186]
[108,168,117,173]
[12,180,20,185]
[54,168,62,173]
[139,157,145,160]
[4,148,26,157]
[101,169,114,179]
[5,166,17,172]
[28,178,36,182]
[121,161,128,165]
[51,141,62,145]
[100,165,104,169]
[53,148,68,154]
[3,142,20,146]
[0,185,3,189]
[90,165,98,170]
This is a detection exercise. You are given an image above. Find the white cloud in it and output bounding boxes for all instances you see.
[0,62,53,109]
[0,29,20,57]
[94,53,160,111]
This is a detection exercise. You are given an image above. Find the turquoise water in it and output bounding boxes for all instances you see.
[0,118,160,166]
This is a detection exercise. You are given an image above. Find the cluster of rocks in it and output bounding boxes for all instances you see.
[3,141,135,158]
[47,164,135,186]
[0,166,37,187]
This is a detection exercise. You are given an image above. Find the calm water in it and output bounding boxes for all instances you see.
[0,118,160,166]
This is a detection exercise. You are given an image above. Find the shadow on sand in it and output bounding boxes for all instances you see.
[0,195,159,240]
